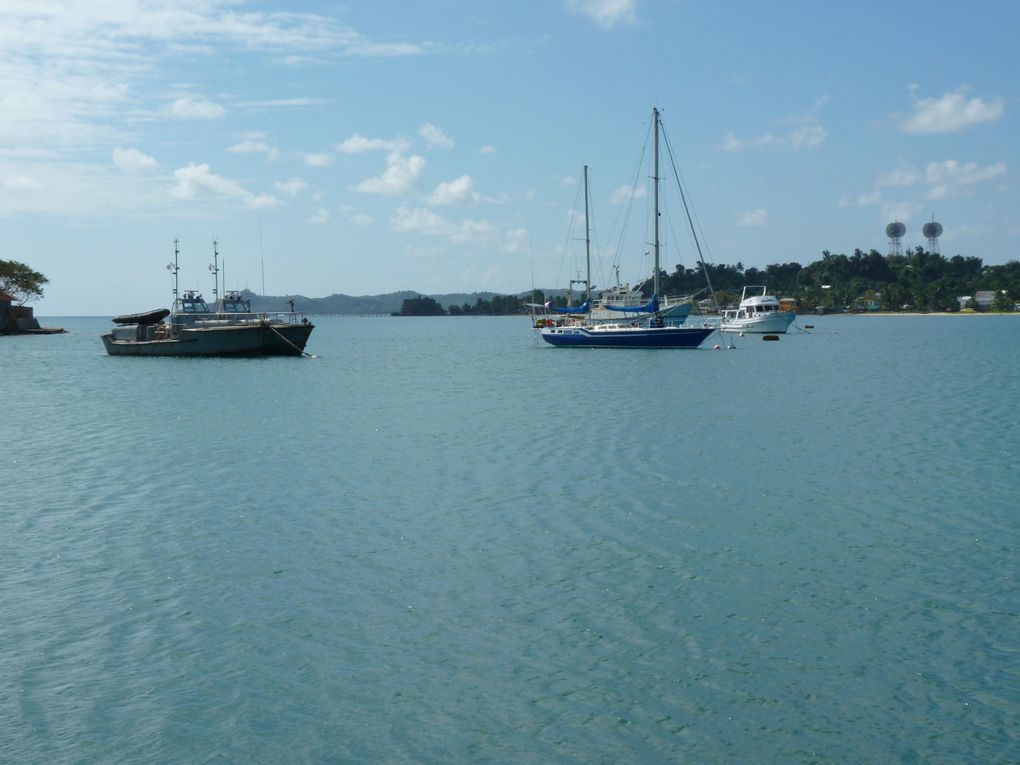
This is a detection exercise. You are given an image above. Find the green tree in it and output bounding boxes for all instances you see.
[880,283,908,311]
[0,259,49,304]
[395,295,445,316]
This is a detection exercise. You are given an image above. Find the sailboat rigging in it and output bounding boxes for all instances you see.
[539,108,716,348]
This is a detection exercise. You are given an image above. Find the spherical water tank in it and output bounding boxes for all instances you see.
[885,222,906,238]
[922,221,943,239]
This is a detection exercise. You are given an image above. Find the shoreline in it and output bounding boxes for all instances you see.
[824,311,1020,317]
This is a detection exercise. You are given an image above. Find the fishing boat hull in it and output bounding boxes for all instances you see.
[540,324,713,348]
[102,321,314,356]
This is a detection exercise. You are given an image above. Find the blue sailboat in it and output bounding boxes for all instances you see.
[540,108,716,349]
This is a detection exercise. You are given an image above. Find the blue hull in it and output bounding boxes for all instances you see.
[540,325,714,348]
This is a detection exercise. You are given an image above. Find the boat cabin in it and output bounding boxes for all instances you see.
[217,291,251,314]
[724,299,782,320]
[175,291,211,313]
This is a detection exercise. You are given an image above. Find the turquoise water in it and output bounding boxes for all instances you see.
[2,315,1018,764]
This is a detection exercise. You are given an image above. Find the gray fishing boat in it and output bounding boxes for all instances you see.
[102,241,314,357]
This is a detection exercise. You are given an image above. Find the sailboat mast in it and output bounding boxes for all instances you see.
[653,107,660,298]
[583,164,591,306]
[211,240,220,302]
[169,238,181,305]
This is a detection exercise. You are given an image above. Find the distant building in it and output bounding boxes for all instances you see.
[974,291,996,310]
[958,292,997,311]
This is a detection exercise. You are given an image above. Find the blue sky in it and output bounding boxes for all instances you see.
[2,0,1016,315]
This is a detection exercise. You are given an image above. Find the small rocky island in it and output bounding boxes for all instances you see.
[0,260,64,335]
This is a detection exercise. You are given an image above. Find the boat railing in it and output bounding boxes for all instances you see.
[174,311,310,328]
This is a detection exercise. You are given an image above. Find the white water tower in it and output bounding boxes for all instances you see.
[922,217,943,254]
[885,221,906,256]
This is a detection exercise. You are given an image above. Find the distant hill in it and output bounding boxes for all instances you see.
[239,289,561,315]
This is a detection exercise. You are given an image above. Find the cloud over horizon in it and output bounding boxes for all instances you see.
[354,153,426,195]
[171,163,277,209]
[565,0,638,28]
[900,87,1005,134]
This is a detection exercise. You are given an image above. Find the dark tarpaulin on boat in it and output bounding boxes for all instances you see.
[552,299,591,314]
[603,294,660,314]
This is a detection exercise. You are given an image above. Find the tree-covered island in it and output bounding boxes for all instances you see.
[1,259,62,335]
[395,247,1020,316]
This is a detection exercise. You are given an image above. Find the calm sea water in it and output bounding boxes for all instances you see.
[2,314,1018,764]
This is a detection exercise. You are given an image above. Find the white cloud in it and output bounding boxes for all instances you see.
[306,208,331,224]
[336,134,412,154]
[924,159,1006,199]
[303,153,334,167]
[340,206,374,226]
[391,205,451,236]
[0,3,431,162]
[735,208,768,227]
[843,157,1005,217]
[565,0,638,28]
[723,99,829,152]
[722,125,826,152]
[390,205,502,245]
[419,123,454,150]
[610,184,647,205]
[167,97,225,120]
[880,202,921,224]
[228,136,279,160]
[499,227,529,253]
[171,163,277,209]
[479,145,496,155]
[113,147,160,174]
[427,175,478,206]
[450,218,498,243]
[353,152,426,195]
[274,178,307,196]
[790,125,828,150]
[877,167,919,188]
[3,176,44,190]
[238,98,327,109]
[900,88,1005,134]
[721,131,778,152]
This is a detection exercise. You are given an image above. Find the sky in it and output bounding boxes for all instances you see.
[2,0,1017,315]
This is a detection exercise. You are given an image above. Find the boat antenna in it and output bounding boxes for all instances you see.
[210,239,220,302]
[167,238,181,305]
[583,164,591,310]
